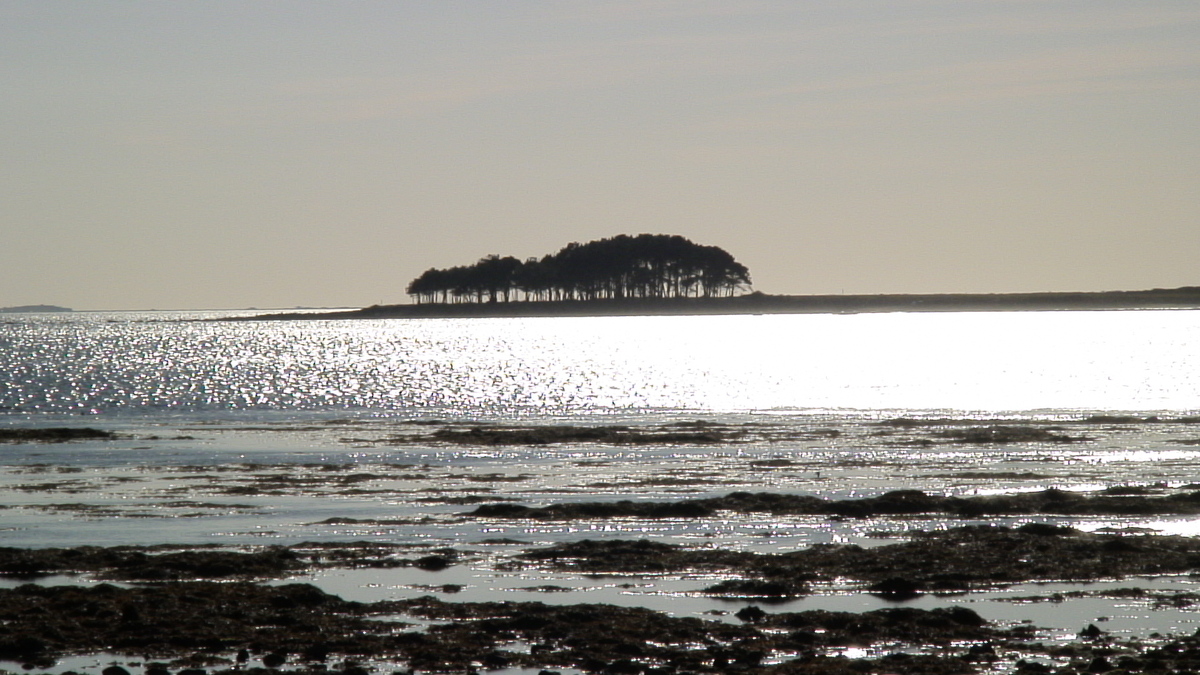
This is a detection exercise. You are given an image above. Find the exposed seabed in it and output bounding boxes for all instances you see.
[6,415,1200,674]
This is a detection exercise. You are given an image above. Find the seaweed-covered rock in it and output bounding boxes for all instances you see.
[935,425,1087,444]
[0,428,116,443]
[429,423,740,446]
[0,546,301,580]
[518,526,1200,589]
[0,582,387,662]
[705,578,811,598]
[518,538,755,573]
[471,487,1200,520]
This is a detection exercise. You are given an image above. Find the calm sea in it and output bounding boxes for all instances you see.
[5,308,1200,640]
[4,308,1200,418]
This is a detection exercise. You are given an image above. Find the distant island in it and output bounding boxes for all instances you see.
[0,304,72,313]
[234,233,1200,321]
[406,234,751,304]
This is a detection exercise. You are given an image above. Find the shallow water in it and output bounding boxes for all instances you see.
[5,308,1200,669]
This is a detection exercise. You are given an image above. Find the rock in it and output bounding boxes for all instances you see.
[1017,522,1075,536]
[869,577,924,600]
[735,605,768,623]
[936,425,1087,444]
[413,554,453,571]
[0,428,116,443]
[705,579,808,598]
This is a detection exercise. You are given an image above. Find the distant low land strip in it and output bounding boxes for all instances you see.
[0,304,71,313]
[245,287,1200,320]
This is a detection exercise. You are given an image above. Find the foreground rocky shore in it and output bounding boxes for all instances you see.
[0,575,1033,675]
[8,417,1200,674]
[8,518,1200,674]
[14,575,1200,675]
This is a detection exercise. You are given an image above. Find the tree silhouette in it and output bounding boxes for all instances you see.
[407,234,751,304]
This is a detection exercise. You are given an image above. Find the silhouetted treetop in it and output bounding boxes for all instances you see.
[407,234,752,304]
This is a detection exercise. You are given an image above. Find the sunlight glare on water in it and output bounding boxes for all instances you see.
[425,310,1200,412]
[3,309,1200,417]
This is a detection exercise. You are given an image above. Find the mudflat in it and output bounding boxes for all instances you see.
[7,417,1200,674]
[6,523,1200,674]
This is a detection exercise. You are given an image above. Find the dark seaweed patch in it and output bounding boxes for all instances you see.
[934,426,1088,444]
[0,428,116,443]
[515,525,1200,590]
[0,546,301,580]
[0,583,1026,673]
[1000,587,1200,609]
[0,543,463,580]
[2,544,1200,674]
[471,487,1200,520]
[429,424,741,445]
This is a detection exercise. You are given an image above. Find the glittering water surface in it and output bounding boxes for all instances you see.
[5,309,1200,416]
[5,308,1200,646]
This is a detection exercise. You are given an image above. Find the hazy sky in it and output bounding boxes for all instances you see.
[3,1,1198,310]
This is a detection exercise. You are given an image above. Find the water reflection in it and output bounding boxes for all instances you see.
[4,309,1200,417]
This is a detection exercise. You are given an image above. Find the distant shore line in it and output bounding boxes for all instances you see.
[238,287,1200,320]
[0,304,72,313]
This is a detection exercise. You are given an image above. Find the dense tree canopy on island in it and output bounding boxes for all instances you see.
[406,234,752,304]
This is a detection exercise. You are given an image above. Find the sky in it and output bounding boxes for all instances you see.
[2,1,1198,310]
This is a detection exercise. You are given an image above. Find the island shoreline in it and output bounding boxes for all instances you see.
[239,287,1200,320]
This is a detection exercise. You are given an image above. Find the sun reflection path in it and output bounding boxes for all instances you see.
[6,308,1200,416]
[330,311,1200,413]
